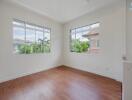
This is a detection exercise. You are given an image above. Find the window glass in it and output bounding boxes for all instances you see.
[45,32,50,41]
[13,26,25,54]
[36,31,44,43]
[13,27,25,41]
[76,32,82,40]
[71,33,76,40]
[26,29,35,43]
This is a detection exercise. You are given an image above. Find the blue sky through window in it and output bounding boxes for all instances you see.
[13,27,25,41]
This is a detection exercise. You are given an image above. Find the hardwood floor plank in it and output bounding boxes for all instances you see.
[0,66,122,100]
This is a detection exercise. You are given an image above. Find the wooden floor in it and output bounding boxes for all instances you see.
[0,66,122,100]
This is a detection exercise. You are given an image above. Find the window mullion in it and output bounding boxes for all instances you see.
[35,29,37,53]
[75,28,77,39]
[43,28,45,52]
[24,21,26,54]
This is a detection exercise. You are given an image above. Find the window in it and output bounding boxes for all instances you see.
[70,23,100,53]
[13,19,51,54]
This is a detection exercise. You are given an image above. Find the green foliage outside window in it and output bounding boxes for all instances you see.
[18,40,50,54]
[71,39,90,53]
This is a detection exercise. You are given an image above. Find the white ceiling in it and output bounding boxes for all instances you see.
[6,0,120,23]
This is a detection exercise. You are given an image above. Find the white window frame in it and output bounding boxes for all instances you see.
[13,19,51,54]
[70,22,100,53]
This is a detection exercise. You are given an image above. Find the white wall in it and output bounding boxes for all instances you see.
[123,0,132,100]
[126,0,132,61]
[123,62,132,100]
[0,1,63,83]
[63,1,126,82]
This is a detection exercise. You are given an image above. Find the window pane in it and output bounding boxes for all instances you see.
[13,26,25,54]
[43,32,50,53]
[24,29,35,54]
[71,33,76,40]
[76,28,83,33]
[71,29,76,40]
[26,29,35,43]
[44,32,50,41]
[80,37,88,42]
[83,26,90,31]
[76,32,82,40]
[36,31,43,43]
[13,27,25,41]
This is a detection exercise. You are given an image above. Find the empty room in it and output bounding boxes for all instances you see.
[0,0,132,100]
